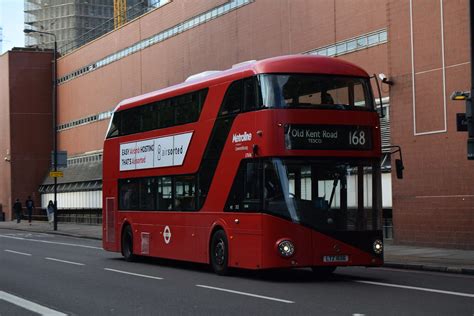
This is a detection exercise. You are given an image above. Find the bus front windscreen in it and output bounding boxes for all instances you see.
[259,74,374,110]
[262,158,381,232]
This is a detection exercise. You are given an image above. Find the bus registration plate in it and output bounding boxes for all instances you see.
[323,255,349,263]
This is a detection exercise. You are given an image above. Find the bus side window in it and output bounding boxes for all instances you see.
[225,164,245,211]
[219,80,243,116]
[198,89,208,112]
[159,99,174,128]
[119,178,139,210]
[121,108,141,135]
[176,93,198,125]
[139,178,156,210]
[107,112,121,138]
[243,77,262,112]
[174,175,197,211]
[141,103,158,132]
[225,161,262,212]
[157,177,173,211]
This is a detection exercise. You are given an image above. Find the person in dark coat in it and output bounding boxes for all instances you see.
[13,199,22,223]
[25,196,35,225]
[46,200,55,224]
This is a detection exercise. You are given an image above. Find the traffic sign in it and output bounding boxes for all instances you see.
[51,151,68,168]
[49,171,64,178]
[457,113,468,132]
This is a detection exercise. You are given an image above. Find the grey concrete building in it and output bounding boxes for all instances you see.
[24,0,157,54]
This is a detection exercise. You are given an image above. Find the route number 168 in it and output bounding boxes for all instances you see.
[349,130,366,146]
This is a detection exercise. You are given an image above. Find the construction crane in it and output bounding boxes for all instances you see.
[114,0,127,29]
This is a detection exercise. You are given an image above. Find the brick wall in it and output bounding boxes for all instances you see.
[389,0,474,249]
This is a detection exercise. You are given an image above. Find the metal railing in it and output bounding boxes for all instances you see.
[59,209,102,225]
[32,208,102,225]
[383,218,393,240]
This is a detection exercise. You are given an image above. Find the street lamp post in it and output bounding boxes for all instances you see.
[24,29,58,230]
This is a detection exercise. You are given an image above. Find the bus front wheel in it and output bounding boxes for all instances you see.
[210,230,229,275]
[121,225,136,262]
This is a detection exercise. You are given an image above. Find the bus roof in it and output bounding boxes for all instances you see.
[116,55,370,112]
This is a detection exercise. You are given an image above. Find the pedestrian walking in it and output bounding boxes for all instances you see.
[25,196,35,225]
[13,199,22,223]
[46,200,55,224]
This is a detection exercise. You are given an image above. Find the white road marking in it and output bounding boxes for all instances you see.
[0,290,67,316]
[0,234,102,249]
[196,284,295,304]
[356,280,474,298]
[4,249,32,256]
[45,257,85,266]
[373,267,474,279]
[104,268,163,280]
[4,233,50,238]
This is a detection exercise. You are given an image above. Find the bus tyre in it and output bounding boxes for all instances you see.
[311,266,337,275]
[121,225,136,262]
[210,230,229,276]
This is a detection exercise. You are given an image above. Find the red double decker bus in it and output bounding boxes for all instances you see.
[103,55,384,275]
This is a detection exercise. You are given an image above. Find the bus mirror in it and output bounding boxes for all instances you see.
[383,145,404,180]
[378,73,394,85]
[372,74,385,118]
[395,159,404,179]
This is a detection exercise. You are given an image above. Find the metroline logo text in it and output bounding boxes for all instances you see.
[232,132,252,143]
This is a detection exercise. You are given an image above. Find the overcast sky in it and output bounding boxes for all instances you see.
[0,0,24,54]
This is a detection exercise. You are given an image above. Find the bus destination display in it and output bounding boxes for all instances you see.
[285,124,372,150]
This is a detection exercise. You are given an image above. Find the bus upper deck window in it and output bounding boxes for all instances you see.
[220,80,243,116]
[106,112,120,138]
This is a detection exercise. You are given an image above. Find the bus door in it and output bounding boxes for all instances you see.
[225,160,263,269]
[151,175,199,262]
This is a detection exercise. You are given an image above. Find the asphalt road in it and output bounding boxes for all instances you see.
[0,229,473,316]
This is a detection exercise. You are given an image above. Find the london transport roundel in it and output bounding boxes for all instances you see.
[163,226,171,244]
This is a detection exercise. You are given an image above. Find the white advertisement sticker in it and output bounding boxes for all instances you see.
[119,132,193,171]
[173,132,193,166]
[135,139,155,170]
[155,135,174,168]
[120,143,138,171]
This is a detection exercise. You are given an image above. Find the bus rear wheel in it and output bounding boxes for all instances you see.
[210,230,229,275]
[121,225,136,262]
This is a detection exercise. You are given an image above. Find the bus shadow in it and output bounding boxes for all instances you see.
[109,255,212,273]
[232,268,386,284]
[108,256,383,283]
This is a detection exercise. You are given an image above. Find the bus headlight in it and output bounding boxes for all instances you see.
[373,239,383,254]
[277,240,295,258]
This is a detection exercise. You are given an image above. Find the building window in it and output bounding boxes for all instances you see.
[57,0,254,85]
[305,29,388,58]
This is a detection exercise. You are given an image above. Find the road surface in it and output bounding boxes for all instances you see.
[1,229,473,315]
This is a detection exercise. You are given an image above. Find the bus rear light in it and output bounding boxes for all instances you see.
[277,240,295,258]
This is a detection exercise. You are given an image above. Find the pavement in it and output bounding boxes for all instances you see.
[1,220,473,275]
[0,220,101,240]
